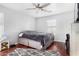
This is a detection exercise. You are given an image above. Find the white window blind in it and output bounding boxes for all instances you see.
[46,20,56,35]
[0,13,4,38]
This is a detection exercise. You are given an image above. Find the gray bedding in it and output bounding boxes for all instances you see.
[18,31,54,50]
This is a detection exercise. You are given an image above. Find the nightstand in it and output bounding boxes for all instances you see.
[0,39,9,51]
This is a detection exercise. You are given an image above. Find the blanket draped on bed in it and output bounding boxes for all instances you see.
[18,31,54,50]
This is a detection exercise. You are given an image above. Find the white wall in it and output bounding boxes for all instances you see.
[0,5,36,45]
[36,11,75,42]
[0,13,4,38]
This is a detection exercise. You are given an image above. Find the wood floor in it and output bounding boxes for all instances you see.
[0,41,68,56]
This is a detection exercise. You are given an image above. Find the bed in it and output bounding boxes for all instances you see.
[18,31,54,50]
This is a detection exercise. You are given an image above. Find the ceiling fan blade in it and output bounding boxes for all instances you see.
[40,8,52,12]
[32,3,38,7]
[25,8,36,10]
[37,3,40,7]
[40,3,50,8]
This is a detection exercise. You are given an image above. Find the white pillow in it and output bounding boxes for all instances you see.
[19,33,23,37]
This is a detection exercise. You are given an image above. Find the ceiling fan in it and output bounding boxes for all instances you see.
[25,3,52,12]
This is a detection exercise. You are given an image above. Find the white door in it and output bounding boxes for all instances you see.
[70,23,79,56]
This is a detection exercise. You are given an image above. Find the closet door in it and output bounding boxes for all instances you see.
[70,23,79,56]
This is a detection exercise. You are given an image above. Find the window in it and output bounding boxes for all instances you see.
[0,13,4,38]
[46,20,56,35]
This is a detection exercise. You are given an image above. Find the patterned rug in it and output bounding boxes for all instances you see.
[7,48,61,56]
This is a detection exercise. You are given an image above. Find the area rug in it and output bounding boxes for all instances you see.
[7,48,61,56]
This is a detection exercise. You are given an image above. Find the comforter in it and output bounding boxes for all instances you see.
[18,31,54,50]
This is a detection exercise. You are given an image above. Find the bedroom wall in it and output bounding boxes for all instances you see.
[0,5,36,45]
[0,13,4,38]
[36,11,75,42]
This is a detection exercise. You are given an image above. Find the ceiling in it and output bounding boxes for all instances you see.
[0,3,75,18]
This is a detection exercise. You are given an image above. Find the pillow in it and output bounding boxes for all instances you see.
[19,33,23,37]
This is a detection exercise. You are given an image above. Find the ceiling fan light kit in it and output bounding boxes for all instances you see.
[26,3,52,13]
